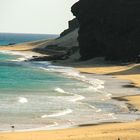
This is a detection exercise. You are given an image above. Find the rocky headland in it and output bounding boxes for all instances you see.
[72,0,140,62]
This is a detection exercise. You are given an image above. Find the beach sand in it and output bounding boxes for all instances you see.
[125,95,140,110]
[0,40,49,59]
[0,119,140,140]
[0,39,53,51]
[0,41,140,139]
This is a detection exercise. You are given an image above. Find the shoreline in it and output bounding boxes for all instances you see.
[0,44,140,139]
[0,121,140,140]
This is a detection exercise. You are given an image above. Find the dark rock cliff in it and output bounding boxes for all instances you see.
[72,0,140,61]
[60,18,79,37]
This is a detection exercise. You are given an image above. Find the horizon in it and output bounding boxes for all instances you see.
[0,32,59,35]
[0,0,78,34]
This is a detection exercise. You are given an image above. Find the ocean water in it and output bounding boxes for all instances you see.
[0,52,139,132]
[0,33,139,131]
[0,33,58,46]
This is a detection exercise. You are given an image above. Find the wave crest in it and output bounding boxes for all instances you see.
[18,97,28,104]
[41,109,73,118]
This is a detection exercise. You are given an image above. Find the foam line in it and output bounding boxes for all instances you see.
[39,64,105,92]
[54,88,67,94]
[54,87,85,102]
[71,94,85,102]
[41,109,73,118]
[18,97,28,104]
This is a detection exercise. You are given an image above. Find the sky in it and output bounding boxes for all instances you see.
[0,0,78,34]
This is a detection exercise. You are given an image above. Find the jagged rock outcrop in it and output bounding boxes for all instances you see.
[32,28,79,61]
[72,0,140,61]
[60,18,79,37]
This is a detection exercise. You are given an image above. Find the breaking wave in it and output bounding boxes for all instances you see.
[41,109,73,118]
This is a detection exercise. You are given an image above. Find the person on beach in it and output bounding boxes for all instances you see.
[11,125,15,132]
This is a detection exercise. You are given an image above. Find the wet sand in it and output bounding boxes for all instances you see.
[0,120,140,140]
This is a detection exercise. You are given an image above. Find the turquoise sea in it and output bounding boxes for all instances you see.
[0,33,58,46]
[0,53,106,131]
[0,34,139,131]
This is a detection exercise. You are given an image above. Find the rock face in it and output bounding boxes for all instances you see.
[72,0,140,61]
[60,18,79,37]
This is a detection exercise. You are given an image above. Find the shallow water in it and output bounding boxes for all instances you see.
[0,52,139,132]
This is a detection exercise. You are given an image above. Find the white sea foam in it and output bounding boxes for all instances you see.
[0,50,27,58]
[96,109,102,112]
[71,94,85,102]
[54,87,74,96]
[83,103,102,113]
[0,50,33,62]
[17,57,27,61]
[87,104,96,109]
[54,88,67,94]
[108,113,117,119]
[0,50,23,55]
[106,93,112,97]
[105,93,112,99]
[41,109,73,118]
[100,93,112,101]
[18,97,28,104]
[39,64,105,93]
[54,87,85,102]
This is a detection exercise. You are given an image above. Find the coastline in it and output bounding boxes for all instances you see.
[0,120,140,140]
[0,43,140,139]
[0,115,140,140]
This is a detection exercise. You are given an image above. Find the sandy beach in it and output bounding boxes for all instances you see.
[0,119,140,140]
[0,42,140,140]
